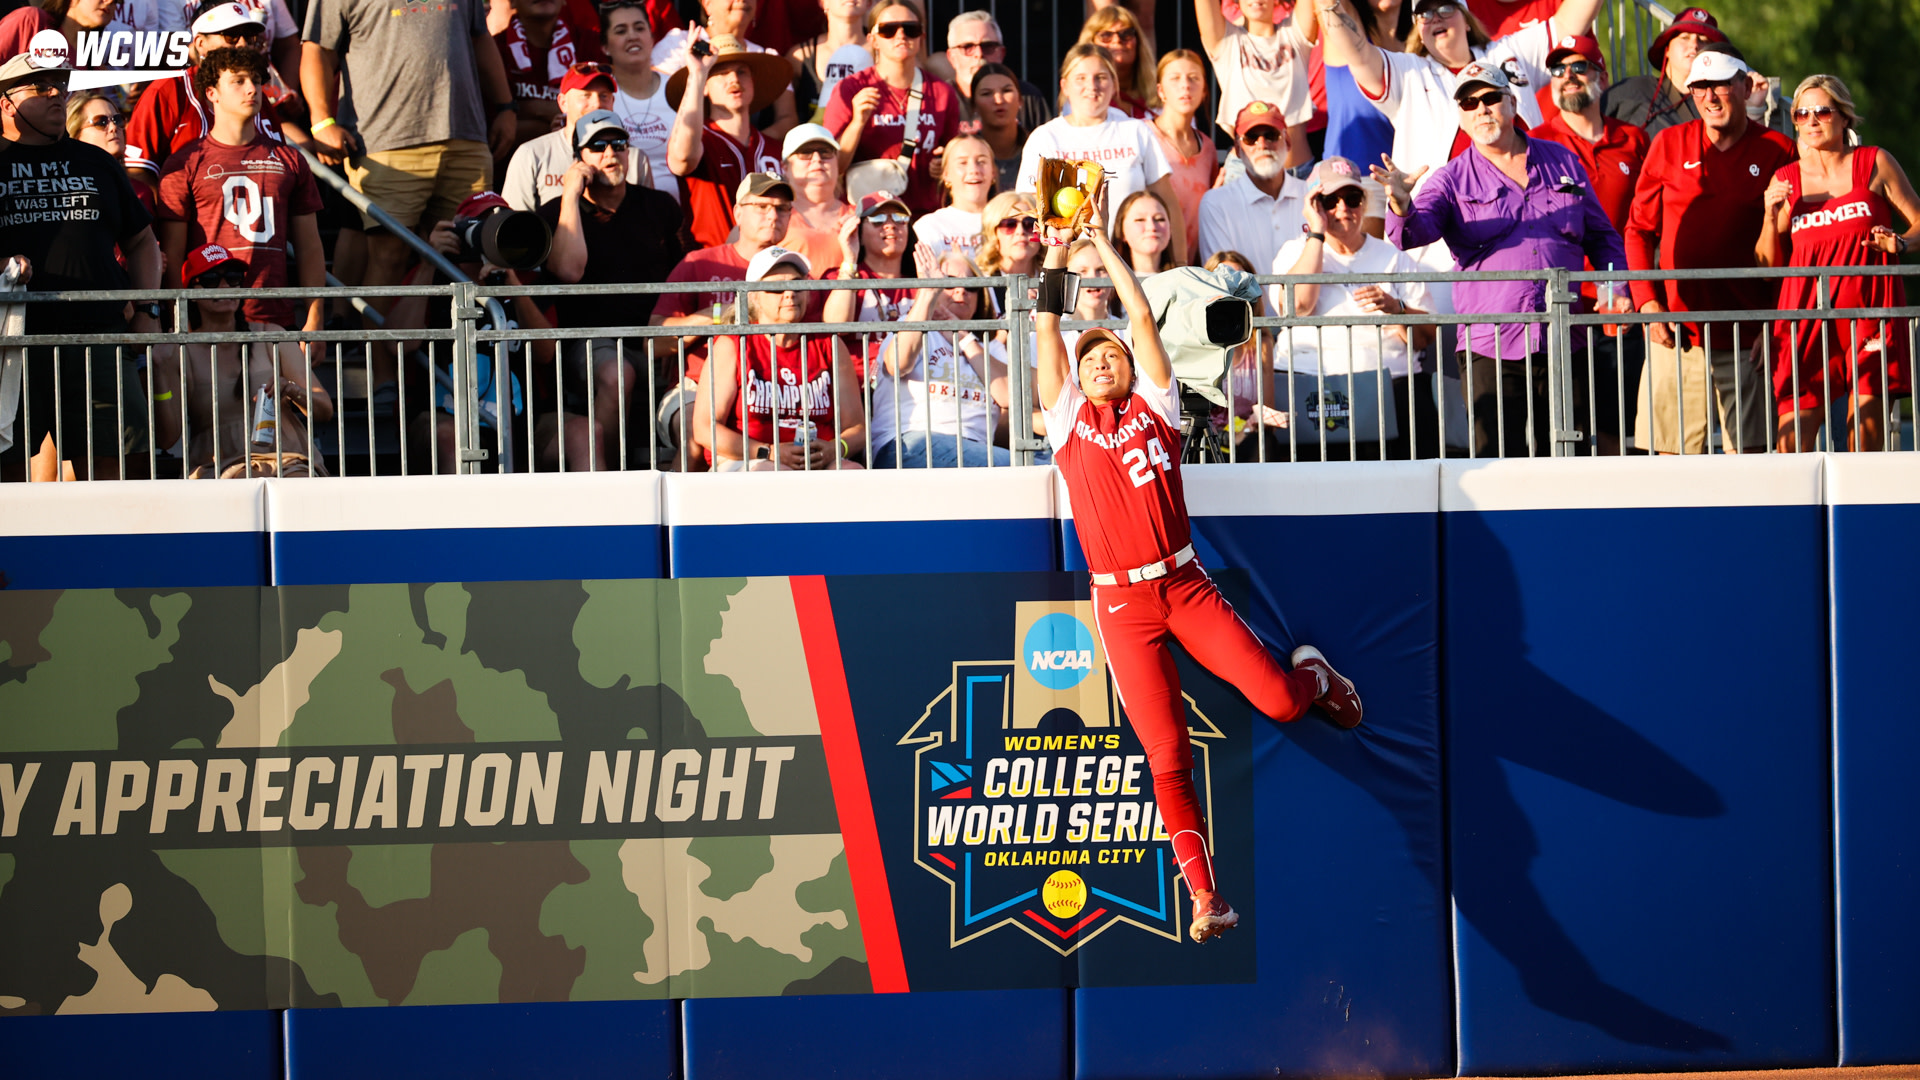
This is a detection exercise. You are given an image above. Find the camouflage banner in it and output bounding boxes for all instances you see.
[0,574,1255,1015]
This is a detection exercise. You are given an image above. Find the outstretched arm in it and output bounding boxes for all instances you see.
[1082,205,1173,391]
[1034,238,1072,412]
[1550,0,1603,37]
[1316,0,1385,98]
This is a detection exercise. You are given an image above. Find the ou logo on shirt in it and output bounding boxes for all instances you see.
[221,176,274,244]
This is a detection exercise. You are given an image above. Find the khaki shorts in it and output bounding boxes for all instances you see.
[346,140,492,230]
[1634,332,1770,454]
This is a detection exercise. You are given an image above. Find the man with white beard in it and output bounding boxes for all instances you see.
[1196,101,1311,280]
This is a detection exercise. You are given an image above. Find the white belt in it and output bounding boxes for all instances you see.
[1090,544,1195,587]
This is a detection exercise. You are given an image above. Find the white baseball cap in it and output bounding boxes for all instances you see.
[746,246,811,282]
[781,122,838,160]
[191,1,265,35]
[1686,49,1750,87]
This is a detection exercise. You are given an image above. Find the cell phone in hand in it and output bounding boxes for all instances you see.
[690,38,711,58]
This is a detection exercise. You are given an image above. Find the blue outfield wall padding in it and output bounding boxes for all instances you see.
[271,525,665,585]
[3,1009,282,1080]
[665,469,1059,577]
[1441,458,1834,1076]
[0,477,269,588]
[1826,455,1920,1066]
[1072,463,1455,1080]
[266,473,667,585]
[284,1000,677,1080]
[0,531,269,589]
[683,990,1069,1080]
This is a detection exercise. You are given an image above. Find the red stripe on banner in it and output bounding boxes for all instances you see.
[790,575,910,993]
[1024,907,1110,938]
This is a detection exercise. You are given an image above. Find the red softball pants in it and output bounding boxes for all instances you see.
[1089,561,1319,896]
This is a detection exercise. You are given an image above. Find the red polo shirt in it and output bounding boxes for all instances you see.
[1626,118,1796,322]
[1531,111,1650,232]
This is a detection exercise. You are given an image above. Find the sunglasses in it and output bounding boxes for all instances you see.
[84,112,126,130]
[1690,78,1738,94]
[7,82,65,99]
[865,211,911,225]
[1416,3,1460,21]
[1457,90,1506,112]
[1093,29,1137,44]
[1316,188,1365,210]
[1548,60,1594,78]
[948,39,1003,55]
[995,214,1039,234]
[190,265,248,288]
[788,147,835,162]
[583,137,628,153]
[875,20,922,38]
[1793,104,1838,123]
[1240,126,1284,145]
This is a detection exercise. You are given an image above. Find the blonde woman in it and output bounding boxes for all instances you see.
[1074,5,1156,118]
[824,0,961,214]
[1758,74,1920,452]
[1150,51,1214,262]
[914,134,997,264]
[1017,43,1184,261]
[976,189,1041,317]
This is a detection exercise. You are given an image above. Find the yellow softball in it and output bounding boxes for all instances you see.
[1042,869,1087,918]
[1052,187,1086,219]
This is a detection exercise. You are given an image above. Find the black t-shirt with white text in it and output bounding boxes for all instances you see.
[0,137,152,333]
[537,184,690,333]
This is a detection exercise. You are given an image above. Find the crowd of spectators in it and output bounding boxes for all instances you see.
[0,0,1916,478]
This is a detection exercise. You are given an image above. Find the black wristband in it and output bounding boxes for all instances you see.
[1305,231,1326,243]
[1036,267,1074,316]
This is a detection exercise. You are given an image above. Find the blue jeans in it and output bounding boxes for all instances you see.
[874,433,1011,468]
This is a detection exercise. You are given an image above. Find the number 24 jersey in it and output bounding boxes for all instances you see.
[156,136,323,328]
[1043,372,1191,578]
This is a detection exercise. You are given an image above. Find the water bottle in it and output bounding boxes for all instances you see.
[251,383,277,446]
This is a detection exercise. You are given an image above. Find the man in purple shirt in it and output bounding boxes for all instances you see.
[1375,60,1628,458]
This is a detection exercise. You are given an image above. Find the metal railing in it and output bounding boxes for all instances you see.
[3,261,1915,480]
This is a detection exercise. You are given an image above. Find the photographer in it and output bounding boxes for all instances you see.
[541,110,691,470]
[386,193,551,474]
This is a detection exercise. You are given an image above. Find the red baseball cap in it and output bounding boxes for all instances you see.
[558,61,615,95]
[857,190,909,219]
[455,191,511,219]
[1233,100,1285,139]
[1647,7,1727,70]
[181,242,242,285]
[1546,33,1606,74]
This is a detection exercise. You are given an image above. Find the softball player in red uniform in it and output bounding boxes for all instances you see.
[1035,193,1364,944]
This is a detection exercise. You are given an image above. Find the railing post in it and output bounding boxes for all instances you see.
[1547,267,1583,456]
[450,279,486,475]
[1007,273,1044,466]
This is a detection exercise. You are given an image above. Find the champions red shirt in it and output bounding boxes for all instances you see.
[1626,119,1796,321]
[156,135,324,327]
[686,125,779,249]
[1043,372,1192,577]
[125,70,284,180]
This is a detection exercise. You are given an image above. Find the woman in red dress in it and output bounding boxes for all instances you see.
[1758,74,1920,452]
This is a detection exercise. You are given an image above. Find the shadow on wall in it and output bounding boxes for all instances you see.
[1442,510,1732,1053]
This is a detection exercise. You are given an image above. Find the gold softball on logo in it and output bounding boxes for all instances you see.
[1042,870,1086,918]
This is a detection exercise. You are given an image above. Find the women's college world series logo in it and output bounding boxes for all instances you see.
[897,601,1225,954]
[26,27,192,92]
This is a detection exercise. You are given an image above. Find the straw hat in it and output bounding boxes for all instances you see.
[665,34,791,112]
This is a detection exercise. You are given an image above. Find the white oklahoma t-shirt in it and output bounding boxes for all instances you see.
[1016,116,1172,234]
[1209,20,1314,134]
[913,206,984,264]
[873,329,998,447]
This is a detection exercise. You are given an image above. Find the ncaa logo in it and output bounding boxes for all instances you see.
[1023,613,1096,689]
[27,29,69,69]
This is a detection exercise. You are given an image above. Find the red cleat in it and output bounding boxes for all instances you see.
[1290,645,1363,730]
[1189,890,1239,943]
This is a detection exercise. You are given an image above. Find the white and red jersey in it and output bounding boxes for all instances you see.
[1044,372,1191,577]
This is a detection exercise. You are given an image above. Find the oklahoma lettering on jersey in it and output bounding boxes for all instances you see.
[1043,373,1191,577]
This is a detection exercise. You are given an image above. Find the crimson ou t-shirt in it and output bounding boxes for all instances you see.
[157,136,323,327]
